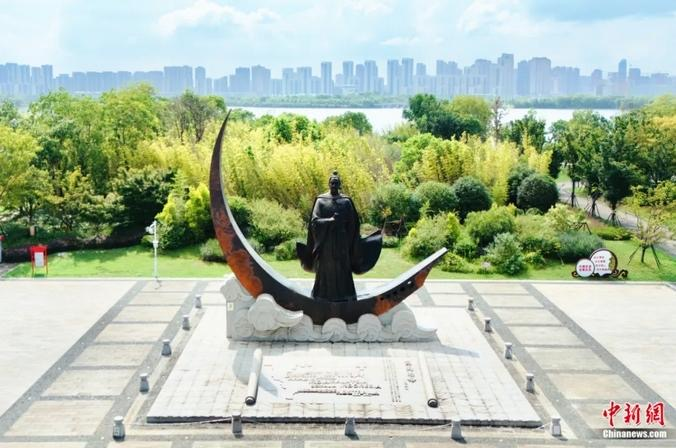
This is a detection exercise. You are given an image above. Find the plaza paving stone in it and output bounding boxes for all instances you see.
[114,305,180,322]
[6,400,113,436]
[508,326,584,346]
[43,368,136,397]
[492,308,561,325]
[95,323,168,343]
[547,373,643,401]
[72,343,153,367]
[0,279,674,446]
[525,347,611,371]
[535,283,676,407]
[0,280,133,417]
[482,294,544,308]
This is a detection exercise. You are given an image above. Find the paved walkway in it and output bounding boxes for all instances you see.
[558,181,676,257]
[0,279,674,447]
[0,263,16,278]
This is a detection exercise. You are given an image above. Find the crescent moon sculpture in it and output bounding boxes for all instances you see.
[210,113,448,325]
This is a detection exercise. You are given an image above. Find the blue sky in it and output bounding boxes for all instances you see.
[1,0,674,77]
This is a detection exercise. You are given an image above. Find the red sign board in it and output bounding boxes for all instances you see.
[29,245,48,276]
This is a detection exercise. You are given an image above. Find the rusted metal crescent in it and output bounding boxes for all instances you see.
[210,113,447,324]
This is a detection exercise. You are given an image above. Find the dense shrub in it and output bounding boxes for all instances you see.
[440,252,474,273]
[545,204,586,232]
[507,165,535,205]
[247,238,265,254]
[228,196,252,236]
[249,199,304,249]
[199,239,224,262]
[274,239,299,261]
[593,225,632,241]
[401,213,458,260]
[382,235,401,248]
[156,194,190,250]
[516,173,559,213]
[413,181,458,217]
[486,233,526,275]
[465,206,516,248]
[558,231,604,262]
[113,167,175,228]
[451,176,492,221]
[184,184,213,243]
[515,214,560,258]
[524,251,546,269]
[453,231,479,259]
[368,182,421,227]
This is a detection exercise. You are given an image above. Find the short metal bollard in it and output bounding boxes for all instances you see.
[140,373,149,393]
[551,416,562,437]
[344,417,357,437]
[231,412,242,436]
[483,317,492,332]
[112,416,125,440]
[161,339,172,356]
[451,419,463,440]
[182,314,191,330]
[525,373,535,393]
[504,342,513,359]
[194,294,203,309]
[467,298,475,311]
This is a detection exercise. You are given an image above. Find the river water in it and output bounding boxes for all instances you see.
[240,106,621,134]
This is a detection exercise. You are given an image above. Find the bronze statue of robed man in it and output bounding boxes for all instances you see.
[297,171,382,302]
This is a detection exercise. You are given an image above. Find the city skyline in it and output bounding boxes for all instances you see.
[1,1,675,76]
[1,53,675,100]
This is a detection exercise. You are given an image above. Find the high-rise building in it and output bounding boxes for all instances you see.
[320,61,332,95]
[342,61,354,85]
[282,68,296,95]
[528,57,552,97]
[416,63,427,77]
[297,66,312,95]
[195,66,206,95]
[355,63,365,93]
[364,60,378,93]
[386,59,400,95]
[516,60,530,96]
[164,65,193,95]
[229,67,251,94]
[401,57,414,94]
[497,53,514,98]
[251,65,271,96]
[552,66,580,96]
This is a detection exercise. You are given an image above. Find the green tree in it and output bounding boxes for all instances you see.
[47,168,103,232]
[0,99,20,128]
[0,125,41,208]
[451,176,492,221]
[325,111,373,135]
[447,96,492,136]
[516,173,559,213]
[502,110,545,152]
[113,167,175,228]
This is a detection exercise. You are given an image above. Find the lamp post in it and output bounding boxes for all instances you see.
[146,220,159,285]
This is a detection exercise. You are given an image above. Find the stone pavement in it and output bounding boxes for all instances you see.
[0,278,674,447]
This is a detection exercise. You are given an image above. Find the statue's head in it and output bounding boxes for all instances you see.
[329,171,341,195]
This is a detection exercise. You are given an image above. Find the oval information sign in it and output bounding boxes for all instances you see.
[575,258,595,278]
[590,249,617,277]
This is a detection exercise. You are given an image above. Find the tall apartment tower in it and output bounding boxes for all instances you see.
[320,61,333,95]
[387,59,401,95]
[251,65,271,96]
[528,57,552,97]
[497,53,514,98]
[401,57,414,94]
[342,61,354,84]
[364,60,378,93]
[195,66,206,95]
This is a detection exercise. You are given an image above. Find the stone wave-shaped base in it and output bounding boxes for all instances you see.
[221,275,437,342]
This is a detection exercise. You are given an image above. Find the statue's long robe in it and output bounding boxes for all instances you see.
[297,192,382,302]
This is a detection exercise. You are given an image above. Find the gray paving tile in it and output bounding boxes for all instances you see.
[526,347,611,371]
[548,373,643,401]
[493,308,560,325]
[7,400,113,436]
[509,326,583,346]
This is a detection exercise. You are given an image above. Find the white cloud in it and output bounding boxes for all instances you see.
[380,36,421,46]
[155,0,279,37]
[457,0,544,37]
[342,0,393,15]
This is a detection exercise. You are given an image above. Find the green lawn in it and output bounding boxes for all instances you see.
[5,241,675,282]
